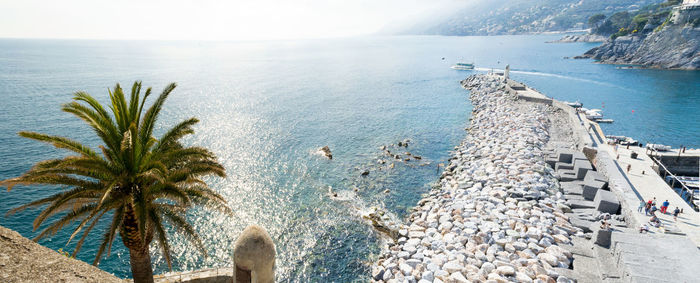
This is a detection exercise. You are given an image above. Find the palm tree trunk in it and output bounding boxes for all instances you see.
[129,246,154,283]
[121,202,154,283]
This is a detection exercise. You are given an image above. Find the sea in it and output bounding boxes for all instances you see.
[0,35,698,281]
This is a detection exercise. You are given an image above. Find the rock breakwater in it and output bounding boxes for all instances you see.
[371,74,581,283]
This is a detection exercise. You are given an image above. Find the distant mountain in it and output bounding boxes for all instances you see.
[402,0,665,36]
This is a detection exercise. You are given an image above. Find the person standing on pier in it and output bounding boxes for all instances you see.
[645,201,652,215]
[673,207,681,221]
[661,200,670,213]
[638,200,645,213]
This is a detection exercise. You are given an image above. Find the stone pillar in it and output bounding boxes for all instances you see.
[504,64,510,82]
[233,225,276,283]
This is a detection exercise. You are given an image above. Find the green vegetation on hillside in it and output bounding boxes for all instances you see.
[406,0,665,36]
[590,0,679,38]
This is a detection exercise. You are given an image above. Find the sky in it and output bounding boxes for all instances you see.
[0,0,469,41]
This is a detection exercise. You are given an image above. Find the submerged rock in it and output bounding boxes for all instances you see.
[319,146,333,159]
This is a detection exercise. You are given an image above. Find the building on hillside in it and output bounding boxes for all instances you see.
[671,0,700,24]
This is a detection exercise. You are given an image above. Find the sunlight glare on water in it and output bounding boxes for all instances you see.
[0,35,698,281]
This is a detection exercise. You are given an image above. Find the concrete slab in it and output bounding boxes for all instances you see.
[570,199,596,209]
[561,182,583,195]
[569,217,594,233]
[584,170,608,183]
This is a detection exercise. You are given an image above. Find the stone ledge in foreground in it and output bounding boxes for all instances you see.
[0,225,124,283]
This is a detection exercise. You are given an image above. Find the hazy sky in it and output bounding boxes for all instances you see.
[0,0,467,40]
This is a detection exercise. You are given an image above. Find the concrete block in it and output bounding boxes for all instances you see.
[594,190,620,214]
[556,149,575,163]
[568,199,596,209]
[583,170,608,184]
[573,159,593,180]
[582,178,607,201]
[569,218,593,233]
[555,161,575,171]
[593,227,612,248]
[572,151,587,162]
[558,170,578,182]
[554,152,587,171]
[560,182,583,195]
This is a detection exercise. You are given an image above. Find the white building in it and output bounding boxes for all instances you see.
[671,0,700,24]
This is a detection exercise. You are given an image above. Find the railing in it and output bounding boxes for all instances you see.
[649,153,698,211]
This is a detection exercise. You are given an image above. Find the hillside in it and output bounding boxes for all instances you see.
[583,25,700,69]
[402,0,664,36]
[581,0,700,69]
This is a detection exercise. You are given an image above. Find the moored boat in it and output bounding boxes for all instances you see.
[647,143,672,151]
[451,62,475,70]
[563,100,583,108]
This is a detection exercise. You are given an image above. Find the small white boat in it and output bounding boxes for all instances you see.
[564,101,583,108]
[585,113,602,120]
[451,62,475,70]
[606,135,638,145]
[646,143,672,151]
[596,118,614,123]
[585,109,603,120]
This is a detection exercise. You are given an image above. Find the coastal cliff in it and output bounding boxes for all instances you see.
[548,34,607,43]
[583,25,700,69]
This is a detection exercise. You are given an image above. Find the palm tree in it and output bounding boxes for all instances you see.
[1,82,230,283]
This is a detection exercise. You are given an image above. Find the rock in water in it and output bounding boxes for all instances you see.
[319,146,333,159]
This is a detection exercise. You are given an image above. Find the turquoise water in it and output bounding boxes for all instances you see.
[0,35,698,281]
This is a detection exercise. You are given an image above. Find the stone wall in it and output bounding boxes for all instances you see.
[0,226,124,283]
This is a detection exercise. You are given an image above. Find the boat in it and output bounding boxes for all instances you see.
[564,100,583,108]
[646,143,672,151]
[585,111,602,120]
[451,62,475,70]
[606,135,639,146]
[596,118,614,123]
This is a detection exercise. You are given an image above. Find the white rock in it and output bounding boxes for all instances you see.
[449,272,469,283]
[537,253,558,267]
[497,265,515,276]
[421,270,434,282]
[443,261,462,273]
[399,263,413,275]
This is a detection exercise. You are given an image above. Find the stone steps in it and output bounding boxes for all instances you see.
[608,231,700,282]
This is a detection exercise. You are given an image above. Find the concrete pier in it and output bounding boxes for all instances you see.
[648,148,700,176]
[522,78,700,282]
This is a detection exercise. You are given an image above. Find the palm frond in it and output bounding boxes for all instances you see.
[18,131,99,159]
